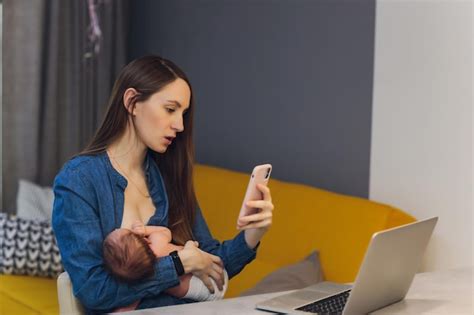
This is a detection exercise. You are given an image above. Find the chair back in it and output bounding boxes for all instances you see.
[57,272,85,315]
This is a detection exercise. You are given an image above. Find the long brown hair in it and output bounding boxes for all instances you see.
[81,55,196,244]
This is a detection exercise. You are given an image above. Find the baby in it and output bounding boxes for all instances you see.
[103,220,228,312]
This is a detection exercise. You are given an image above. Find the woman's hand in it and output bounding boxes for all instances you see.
[177,241,224,294]
[237,184,274,249]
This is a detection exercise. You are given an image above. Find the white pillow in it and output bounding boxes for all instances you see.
[16,179,54,221]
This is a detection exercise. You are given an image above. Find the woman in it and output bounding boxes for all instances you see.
[52,55,274,313]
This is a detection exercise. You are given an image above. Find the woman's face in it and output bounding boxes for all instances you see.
[132,78,191,153]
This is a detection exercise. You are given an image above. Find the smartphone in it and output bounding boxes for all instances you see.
[237,164,272,227]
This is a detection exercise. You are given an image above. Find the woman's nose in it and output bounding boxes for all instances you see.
[172,116,184,132]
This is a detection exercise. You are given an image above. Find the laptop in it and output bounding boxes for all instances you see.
[256,217,438,314]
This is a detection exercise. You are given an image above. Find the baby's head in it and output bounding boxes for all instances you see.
[103,228,156,283]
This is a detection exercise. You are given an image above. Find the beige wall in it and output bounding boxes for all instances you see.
[370,0,473,271]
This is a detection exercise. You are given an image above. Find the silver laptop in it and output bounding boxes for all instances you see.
[256,217,438,314]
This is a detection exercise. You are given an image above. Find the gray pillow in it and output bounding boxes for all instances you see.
[240,251,324,296]
[16,179,54,221]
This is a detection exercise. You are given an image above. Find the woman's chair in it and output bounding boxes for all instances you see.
[57,272,85,315]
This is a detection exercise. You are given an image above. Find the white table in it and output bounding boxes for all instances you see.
[124,266,473,314]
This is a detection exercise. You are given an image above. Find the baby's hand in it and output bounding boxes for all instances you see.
[131,220,146,235]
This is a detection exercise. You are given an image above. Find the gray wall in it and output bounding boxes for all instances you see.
[129,0,375,198]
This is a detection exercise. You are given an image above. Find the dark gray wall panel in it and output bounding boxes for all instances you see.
[129,0,375,198]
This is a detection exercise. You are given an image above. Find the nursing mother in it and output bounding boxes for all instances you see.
[52,55,274,313]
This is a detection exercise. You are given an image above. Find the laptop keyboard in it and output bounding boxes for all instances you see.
[295,290,351,314]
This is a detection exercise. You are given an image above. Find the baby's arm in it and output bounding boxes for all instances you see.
[148,230,183,257]
[131,220,169,236]
[131,221,181,256]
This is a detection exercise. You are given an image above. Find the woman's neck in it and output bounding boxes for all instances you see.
[107,127,147,174]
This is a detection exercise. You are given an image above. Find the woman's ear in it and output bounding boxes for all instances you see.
[123,88,139,115]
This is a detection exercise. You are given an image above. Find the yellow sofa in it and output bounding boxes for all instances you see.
[0,164,415,314]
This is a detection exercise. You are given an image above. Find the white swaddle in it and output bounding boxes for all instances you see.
[183,270,229,301]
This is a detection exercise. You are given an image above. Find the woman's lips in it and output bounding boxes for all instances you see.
[164,137,173,145]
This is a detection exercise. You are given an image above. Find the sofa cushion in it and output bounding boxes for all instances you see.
[0,213,63,277]
[0,274,58,314]
[240,251,324,296]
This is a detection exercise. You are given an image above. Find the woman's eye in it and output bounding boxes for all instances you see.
[166,108,176,113]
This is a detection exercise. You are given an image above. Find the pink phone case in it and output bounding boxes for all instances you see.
[237,164,272,227]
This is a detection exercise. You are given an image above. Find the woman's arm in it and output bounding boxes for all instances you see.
[52,167,181,312]
[193,183,274,271]
[191,206,259,279]
[177,184,273,291]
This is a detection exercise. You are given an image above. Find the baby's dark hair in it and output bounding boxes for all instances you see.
[103,229,156,283]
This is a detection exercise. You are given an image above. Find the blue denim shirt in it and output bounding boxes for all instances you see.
[52,151,257,313]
